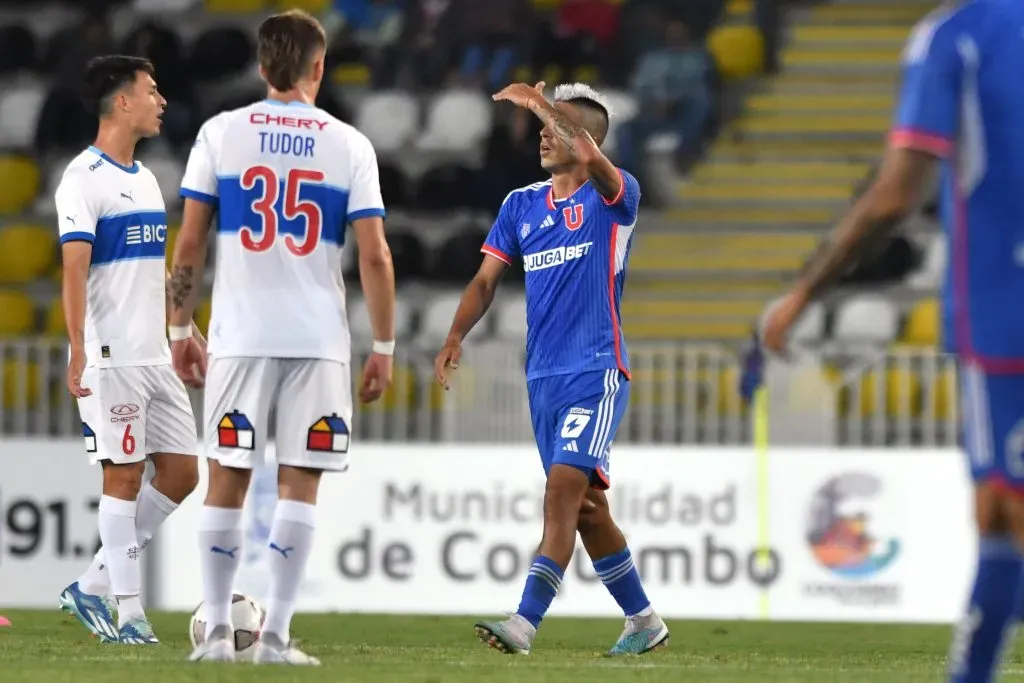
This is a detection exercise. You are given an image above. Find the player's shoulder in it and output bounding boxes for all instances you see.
[196,107,240,143]
[501,179,553,210]
[55,148,105,193]
[904,1,990,62]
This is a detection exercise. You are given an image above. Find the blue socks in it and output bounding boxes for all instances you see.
[594,548,651,617]
[516,556,564,628]
[949,536,1024,683]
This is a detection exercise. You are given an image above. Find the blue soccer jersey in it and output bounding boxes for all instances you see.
[892,1,1024,488]
[481,170,641,381]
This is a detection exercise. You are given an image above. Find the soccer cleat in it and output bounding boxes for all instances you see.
[58,582,118,643]
[118,616,159,645]
[189,625,235,662]
[606,612,670,656]
[253,632,321,666]
[474,615,534,655]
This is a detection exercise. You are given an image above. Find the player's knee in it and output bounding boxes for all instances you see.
[544,465,590,518]
[577,489,611,538]
[149,453,199,503]
[976,481,1013,536]
[100,460,146,499]
[205,460,251,508]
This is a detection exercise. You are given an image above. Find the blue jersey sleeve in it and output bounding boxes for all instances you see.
[602,169,641,226]
[891,16,961,157]
[481,193,521,265]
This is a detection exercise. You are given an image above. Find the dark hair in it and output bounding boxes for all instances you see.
[81,55,155,117]
[257,9,326,92]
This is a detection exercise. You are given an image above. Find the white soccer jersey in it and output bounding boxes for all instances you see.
[180,99,386,363]
[54,146,170,368]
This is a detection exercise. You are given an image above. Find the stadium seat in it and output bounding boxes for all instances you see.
[386,231,427,281]
[708,25,765,82]
[378,161,410,208]
[203,0,266,12]
[194,298,212,337]
[189,27,254,81]
[271,0,329,11]
[902,298,940,347]
[859,368,923,419]
[0,155,40,215]
[495,294,527,340]
[349,295,414,340]
[140,156,185,208]
[419,292,469,343]
[355,91,419,156]
[0,290,36,336]
[417,90,493,156]
[165,226,180,267]
[832,295,899,345]
[430,227,488,282]
[0,24,36,75]
[2,358,41,411]
[415,164,474,211]
[0,83,46,148]
[0,224,56,284]
[761,299,825,345]
[907,234,946,290]
[45,297,64,337]
[933,365,957,422]
[600,89,637,156]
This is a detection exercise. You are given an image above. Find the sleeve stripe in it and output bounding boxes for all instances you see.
[348,208,387,222]
[60,231,95,244]
[180,188,218,205]
[481,245,512,265]
[889,128,953,157]
[601,168,627,206]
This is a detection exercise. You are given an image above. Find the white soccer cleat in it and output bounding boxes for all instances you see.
[188,625,236,663]
[253,633,321,666]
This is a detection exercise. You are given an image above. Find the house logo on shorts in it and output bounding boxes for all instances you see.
[307,414,349,453]
[218,410,255,450]
[82,422,97,453]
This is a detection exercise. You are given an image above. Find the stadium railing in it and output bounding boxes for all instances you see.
[0,339,959,447]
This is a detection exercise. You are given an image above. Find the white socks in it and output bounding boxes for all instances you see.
[96,495,144,626]
[262,500,317,644]
[78,483,180,596]
[198,505,243,632]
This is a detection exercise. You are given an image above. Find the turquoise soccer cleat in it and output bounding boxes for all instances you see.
[118,616,159,645]
[58,582,118,643]
[606,613,670,656]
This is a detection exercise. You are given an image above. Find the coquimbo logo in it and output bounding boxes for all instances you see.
[803,472,902,607]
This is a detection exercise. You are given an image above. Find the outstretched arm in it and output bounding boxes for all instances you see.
[494,82,623,202]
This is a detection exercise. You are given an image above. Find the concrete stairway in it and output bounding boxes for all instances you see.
[624,0,933,344]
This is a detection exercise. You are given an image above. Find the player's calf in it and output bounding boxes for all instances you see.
[95,461,151,633]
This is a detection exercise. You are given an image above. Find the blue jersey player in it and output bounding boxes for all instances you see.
[765,3,1024,681]
[434,81,668,656]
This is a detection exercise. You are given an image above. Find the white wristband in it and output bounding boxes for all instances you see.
[372,340,395,356]
[168,325,192,342]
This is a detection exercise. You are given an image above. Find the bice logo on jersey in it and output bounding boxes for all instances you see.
[523,242,593,272]
[126,224,167,245]
[307,414,349,453]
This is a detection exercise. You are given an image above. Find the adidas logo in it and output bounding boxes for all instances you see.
[562,440,579,453]
[540,215,556,229]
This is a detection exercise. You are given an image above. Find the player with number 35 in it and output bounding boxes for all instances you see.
[170,9,395,665]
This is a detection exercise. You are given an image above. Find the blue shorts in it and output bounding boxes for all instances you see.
[526,369,630,490]
[961,362,1024,491]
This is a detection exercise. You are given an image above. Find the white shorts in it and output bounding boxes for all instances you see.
[203,357,353,471]
[77,364,198,465]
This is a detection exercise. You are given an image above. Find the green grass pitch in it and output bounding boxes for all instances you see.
[4,611,1024,682]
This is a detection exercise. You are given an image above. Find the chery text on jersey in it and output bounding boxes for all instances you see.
[482,170,641,380]
[54,147,170,368]
[179,100,386,363]
[892,1,1024,369]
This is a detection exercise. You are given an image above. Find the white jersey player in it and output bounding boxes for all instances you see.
[54,55,203,645]
[170,10,395,665]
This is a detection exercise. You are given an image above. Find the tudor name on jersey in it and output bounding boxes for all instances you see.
[523,242,593,273]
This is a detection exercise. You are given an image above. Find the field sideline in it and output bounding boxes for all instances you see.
[3,611,1024,682]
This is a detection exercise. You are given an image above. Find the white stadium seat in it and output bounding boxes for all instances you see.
[494,294,527,340]
[907,234,946,290]
[600,89,637,156]
[349,295,414,340]
[759,299,825,345]
[832,295,900,344]
[418,292,469,343]
[34,155,77,216]
[0,83,46,148]
[140,155,185,208]
[355,91,419,156]
[416,90,493,155]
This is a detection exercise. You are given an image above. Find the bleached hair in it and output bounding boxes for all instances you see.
[552,82,613,117]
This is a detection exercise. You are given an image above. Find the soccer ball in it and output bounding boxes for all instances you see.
[189,593,265,659]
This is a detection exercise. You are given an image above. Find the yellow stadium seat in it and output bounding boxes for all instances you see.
[204,0,264,12]
[532,0,562,9]
[933,366,958,422]
[194,298,212,338]
[271,0,328,10]
[331,64,371,86]
[716,366,744,416]
[903,298,940,346]
[3,358,41,410]
[572,65,599,84]
[0,224,57,284]
[859,368,922,419]
[0,156,41,215]
[359,362,416,411]
[0,290,35,336]
[45,298,65,337]
[727,0,753,15]
[165,226,180,267]
[708,25,765,82]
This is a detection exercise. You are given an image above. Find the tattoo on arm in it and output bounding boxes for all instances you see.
[798,214,901,300]
[529,99,585,155]
[169,265,194,311]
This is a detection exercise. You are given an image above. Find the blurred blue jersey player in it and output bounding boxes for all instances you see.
[764,2,1024,681]
[435,81,668,656]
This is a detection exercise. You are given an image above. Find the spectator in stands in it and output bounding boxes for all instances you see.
[615,19,712,179]
[451,0,532,91]
[399,0,457,89]
[35,12,113,153]
[330,0,405,87]
[533,0,620,81]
